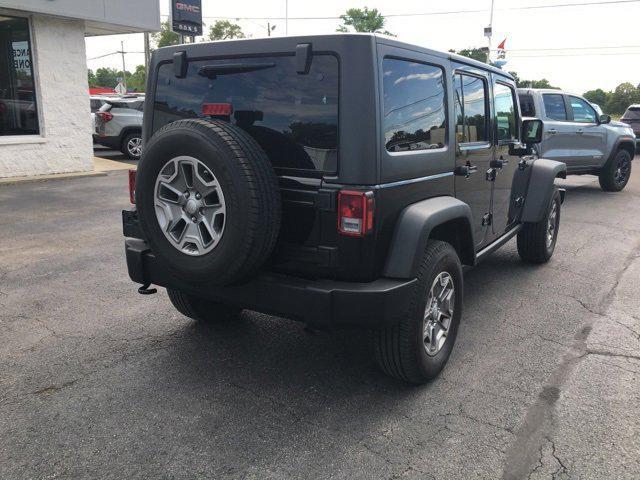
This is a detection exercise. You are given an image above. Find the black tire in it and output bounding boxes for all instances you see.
[598,149,632,192]
[517,189,561,264]
[167,289,241,322]
[373,240,463,384]
[135,119,281,285]
[121,132,143,160]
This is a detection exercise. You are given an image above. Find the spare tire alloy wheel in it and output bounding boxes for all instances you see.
[154,156,226,256]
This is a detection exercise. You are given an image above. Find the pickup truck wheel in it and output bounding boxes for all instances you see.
[373,240,463,384]
[135,119,281,284]
[598,149,632,192]
[517,189,561,263]
[122,132,143,160]
[167,289,241,322]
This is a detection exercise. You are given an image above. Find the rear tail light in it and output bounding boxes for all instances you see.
[128,169,136,204]
[97,111,113,122]
[338,190,374,237]
[202,103,233,116]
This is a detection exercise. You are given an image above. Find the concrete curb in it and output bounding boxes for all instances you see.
[0,170,107,186]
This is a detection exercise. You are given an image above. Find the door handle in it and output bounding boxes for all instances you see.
[547,129,558,135]
[490,156,509,169]
[576,129,584,135]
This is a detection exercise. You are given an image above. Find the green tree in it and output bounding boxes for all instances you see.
[208,20,245,40]
[451,47,488,63]
[88,69,96,86]
[583,88,608,107]
[507,71,558,89]
[127,65,147,92]
[336,7,394,36]
[94,67,120,88]
[605,82,640,115]
[153,21,180,48]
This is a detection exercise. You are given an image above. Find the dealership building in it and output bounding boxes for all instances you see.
[0,0,160,178]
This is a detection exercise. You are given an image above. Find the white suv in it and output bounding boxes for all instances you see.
[93,95,144,159]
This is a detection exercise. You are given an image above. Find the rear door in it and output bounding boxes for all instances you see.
[621,107,640,137]
[566,95,606,168]
[490,78,521,239]
[538,92,577,165]
[452,65,494,248]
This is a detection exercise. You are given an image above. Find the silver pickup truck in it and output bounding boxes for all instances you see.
[518,88,636,191]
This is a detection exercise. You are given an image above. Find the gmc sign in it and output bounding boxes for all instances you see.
[171,0,203,36]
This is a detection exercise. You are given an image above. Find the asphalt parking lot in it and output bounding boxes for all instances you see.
[1,157,639,479]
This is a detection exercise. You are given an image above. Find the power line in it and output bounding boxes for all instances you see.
[159,0,640,21]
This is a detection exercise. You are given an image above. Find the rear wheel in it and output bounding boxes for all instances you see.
[599,149,632,192]
[373,240,463,384]
[122,132,143,160]
[167,289,241,323]
[517,189,561,263]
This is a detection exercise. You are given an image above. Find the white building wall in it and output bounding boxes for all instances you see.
[0,15,93,178]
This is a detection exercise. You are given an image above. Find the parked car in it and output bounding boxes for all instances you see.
[621,104,640,149]
[123,34,565,384]
[93,96,144,159]
[518,88,636,191]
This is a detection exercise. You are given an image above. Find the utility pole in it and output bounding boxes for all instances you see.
[285,0,288,35]
[120,40,127,91]
[268,22,271,37]
[143,32,151,71]
[485,0,495,64]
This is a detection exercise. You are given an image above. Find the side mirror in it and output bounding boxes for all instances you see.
[522,118,543,144]
[599,114,611,124]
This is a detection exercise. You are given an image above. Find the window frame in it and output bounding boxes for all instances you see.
[381,55,448,155]
[494,81,520,145]
[0,12,41,138]
[453,70,491,147]
[542,93,569,122]
[568,95,598,124]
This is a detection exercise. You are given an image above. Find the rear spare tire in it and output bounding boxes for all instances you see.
[135,119,281,284]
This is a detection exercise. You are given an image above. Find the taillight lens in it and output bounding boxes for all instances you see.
[97,111,113,122]
[128,169,136,204]
[338,190,374,236]
[202,103,233,116]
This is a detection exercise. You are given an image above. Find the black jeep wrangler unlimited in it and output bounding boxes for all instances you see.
[124,34,566,384]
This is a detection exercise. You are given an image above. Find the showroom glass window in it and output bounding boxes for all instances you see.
[0,16,39,135]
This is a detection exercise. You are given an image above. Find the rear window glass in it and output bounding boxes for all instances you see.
[623,107,640,120]
[382,58,446,152]
[454,73,488,143]
[518,93,536,117]
[153,55,339,173]
[542,94,567,121]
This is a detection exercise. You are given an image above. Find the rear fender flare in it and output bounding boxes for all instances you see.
[383,196,475,279]
[520,159,566,223]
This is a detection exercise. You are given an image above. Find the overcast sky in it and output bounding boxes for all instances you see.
[85,0,640,94]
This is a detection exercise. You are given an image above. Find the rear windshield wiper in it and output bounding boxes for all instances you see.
[198,62,276,79]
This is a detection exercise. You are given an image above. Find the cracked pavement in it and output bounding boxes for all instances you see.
[0,156,639,479]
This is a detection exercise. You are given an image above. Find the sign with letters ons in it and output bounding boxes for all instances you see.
[171,0,203,37]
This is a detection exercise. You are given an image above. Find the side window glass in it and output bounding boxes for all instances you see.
[518,93,536,117]
[494,83,517,141]
[382,58,447,152]
[454,73,488,143]
[543,94,568,121]
[570,96,597,123]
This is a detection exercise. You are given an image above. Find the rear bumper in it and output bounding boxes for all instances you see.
[93,134,121,150]
[125,238,416,329]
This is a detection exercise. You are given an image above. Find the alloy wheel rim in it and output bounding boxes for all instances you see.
[128,137,143,158]
[423,272,455,357]
[153,156,226,256]
[546,201,558,249]
[614,157,630,186]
